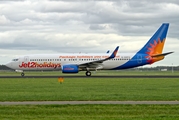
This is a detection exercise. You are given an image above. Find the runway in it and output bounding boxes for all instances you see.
[1,101,179,105]
[0,75,179,78]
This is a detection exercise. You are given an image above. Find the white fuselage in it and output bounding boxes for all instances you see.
[6,53,135,71]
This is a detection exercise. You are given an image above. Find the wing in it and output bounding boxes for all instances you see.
[78,46,119,70]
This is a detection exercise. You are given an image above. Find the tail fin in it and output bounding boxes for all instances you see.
[137,23,169,55]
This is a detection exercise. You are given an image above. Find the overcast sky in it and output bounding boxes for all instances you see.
[0,0,179,67]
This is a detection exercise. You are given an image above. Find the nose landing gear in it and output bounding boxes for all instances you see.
[21,72,25,77]
[15,70,25,77]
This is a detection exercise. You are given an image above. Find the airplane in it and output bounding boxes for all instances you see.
[5,23,173,77]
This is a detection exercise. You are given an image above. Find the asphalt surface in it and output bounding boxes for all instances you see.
[1,101,179,105]
[0,75,179,78]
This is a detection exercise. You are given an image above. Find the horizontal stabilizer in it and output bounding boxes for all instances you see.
[151,52,174,57]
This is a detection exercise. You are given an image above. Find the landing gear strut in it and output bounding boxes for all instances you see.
[86,71,91,76]
[21,72,25,77]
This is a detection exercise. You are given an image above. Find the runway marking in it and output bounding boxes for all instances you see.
[1,101,179,105]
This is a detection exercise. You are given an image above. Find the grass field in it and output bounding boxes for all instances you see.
[0,77,179,101]
[1,71,179,120]
[0,104,179,120]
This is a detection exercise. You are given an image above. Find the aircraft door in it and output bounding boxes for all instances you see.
[137,55,142,64]
[24,56,29,62]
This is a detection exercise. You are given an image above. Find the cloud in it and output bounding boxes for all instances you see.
[0,15,10,25]
[0,0,179,66]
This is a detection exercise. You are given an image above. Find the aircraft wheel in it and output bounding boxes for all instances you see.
[21,72,25,77]
[86,71,91,76]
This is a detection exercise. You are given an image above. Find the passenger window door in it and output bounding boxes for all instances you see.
[24,56,29,62]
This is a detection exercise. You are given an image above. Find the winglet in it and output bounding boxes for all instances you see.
[109,46,119,59]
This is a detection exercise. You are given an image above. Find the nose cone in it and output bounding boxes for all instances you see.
[5,62,12,69]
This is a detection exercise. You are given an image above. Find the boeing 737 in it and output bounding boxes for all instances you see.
[5,23,173,77]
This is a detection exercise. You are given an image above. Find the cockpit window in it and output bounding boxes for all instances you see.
[12,59,19,61]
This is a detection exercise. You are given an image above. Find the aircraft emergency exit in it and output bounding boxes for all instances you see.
[5,23,173,76]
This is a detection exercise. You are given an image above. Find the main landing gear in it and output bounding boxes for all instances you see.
[85,71,91,76]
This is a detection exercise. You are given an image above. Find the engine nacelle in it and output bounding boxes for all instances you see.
[62,65,79,73]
